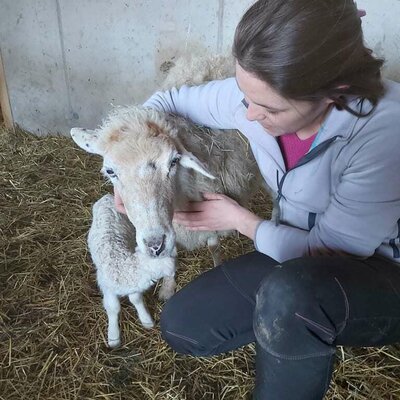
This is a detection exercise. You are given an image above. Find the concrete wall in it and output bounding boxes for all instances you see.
[0,0,399,135]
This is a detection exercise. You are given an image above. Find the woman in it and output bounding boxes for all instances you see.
[116,0,400,398]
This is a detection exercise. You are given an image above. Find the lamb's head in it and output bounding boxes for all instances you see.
[71,106,215,258]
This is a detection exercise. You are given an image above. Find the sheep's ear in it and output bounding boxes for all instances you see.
[180,152,216,180]
[70,128,104,155]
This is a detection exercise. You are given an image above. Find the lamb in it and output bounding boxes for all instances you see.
[88,193,176,348]
[71,105,261,266]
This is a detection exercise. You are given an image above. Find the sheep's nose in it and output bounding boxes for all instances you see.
[144,234,166,257]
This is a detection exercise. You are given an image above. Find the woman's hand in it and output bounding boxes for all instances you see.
[173,192,263,240]
[114,187,127,214]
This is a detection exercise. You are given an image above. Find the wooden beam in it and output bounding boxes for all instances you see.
[0,48,14,131]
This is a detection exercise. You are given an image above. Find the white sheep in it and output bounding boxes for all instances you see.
[88,193,176,348]
[71,106,261,267]
[160,52,235,90]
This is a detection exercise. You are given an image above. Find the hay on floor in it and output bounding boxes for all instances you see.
[1,126,399,400]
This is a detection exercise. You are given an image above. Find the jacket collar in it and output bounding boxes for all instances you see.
[234,96,371,171]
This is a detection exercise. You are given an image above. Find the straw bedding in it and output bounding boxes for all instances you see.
[1,125,399,399]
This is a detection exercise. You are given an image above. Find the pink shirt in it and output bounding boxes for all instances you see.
[278,132,317,170]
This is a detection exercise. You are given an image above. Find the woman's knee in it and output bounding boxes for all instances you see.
[254,260,336,357]
[255,261,317,317]
[160,292,216,357]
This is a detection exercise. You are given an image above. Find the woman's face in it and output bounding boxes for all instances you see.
[235,63,332,139]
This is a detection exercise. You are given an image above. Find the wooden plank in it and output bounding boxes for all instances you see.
[0,48,14,131]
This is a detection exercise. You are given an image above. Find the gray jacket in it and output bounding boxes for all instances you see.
[144,77,400,263]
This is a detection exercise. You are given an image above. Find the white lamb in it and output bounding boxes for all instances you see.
[88,194,176,348]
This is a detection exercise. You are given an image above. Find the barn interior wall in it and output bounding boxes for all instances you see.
[0,0,399,135]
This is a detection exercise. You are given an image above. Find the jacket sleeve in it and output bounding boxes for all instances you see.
[143,77,242,129]
[255,133,400,263]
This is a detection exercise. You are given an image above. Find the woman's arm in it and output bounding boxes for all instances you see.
[143,77,242,129]
[255,137,400,262]
[173,193,263,240]
[175,135,400,263]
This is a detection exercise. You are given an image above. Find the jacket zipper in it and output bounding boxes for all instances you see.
[275,135,341,225]
[389,219,400,258]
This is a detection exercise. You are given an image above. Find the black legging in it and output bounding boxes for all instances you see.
[160,251,400,399]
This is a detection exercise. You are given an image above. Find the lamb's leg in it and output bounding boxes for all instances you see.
[207,236,221,267]
[103,291,121,348]
[158,275,176,301]
[128,292,154,329]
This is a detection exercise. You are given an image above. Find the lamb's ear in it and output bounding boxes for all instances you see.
[70,128,104,155]
[179,152,216,180]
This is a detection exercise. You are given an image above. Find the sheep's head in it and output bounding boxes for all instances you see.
[71,106,215,258]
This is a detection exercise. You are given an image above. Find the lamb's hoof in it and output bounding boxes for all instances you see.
[158,287,175,301]
[158,291,174,301]
[108,338,121,348]
[141,320,155,329]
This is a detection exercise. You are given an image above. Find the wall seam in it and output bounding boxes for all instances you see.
[217,0,225,53]
[55,0,75,122]
[0,48,14,130]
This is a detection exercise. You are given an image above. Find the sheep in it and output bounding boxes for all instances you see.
[159,52,235,90]
[71,106,261,266]
[88,193,176,348]
[72,52,261,266]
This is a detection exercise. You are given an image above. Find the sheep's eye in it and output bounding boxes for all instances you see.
[105,168,117,178]
[170,156,181,169]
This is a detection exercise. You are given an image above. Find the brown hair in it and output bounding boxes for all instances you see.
[233,0,385,117]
